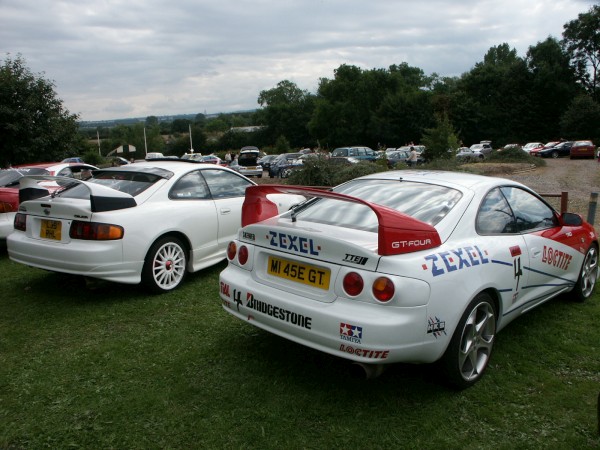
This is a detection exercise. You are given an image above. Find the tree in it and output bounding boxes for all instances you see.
[559,94,600,140]
[0,54,83,166]
[421,113,460,161]
[562,5,600,101]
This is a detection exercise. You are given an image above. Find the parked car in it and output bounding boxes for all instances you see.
[7,161,304,292]
[219,171,598,388]
[386,150,424,167]
[570,140,596,159]
[468,142,493,157]
[534,141,573,158]
[145,152,165,159]
[0,162,98,240]
[181,153,204,161]
[456,148,484,162]
[530,142,558,157]
[62,157,85,163]
[522,142,543,153]
[229,147,263,178]
[269,153,304,178]
[331,146,377,161]
[257,155,278,171]
[198,155,226,166]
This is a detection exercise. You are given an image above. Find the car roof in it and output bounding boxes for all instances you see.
[103,159,243,178]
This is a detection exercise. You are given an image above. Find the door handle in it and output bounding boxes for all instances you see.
[220,208,231,214]
[530,248,541,258]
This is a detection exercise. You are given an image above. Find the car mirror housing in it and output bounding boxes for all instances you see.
[560,212,583,226]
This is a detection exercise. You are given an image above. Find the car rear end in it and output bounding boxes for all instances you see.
[570,140,595,159]
[218,181,464,364]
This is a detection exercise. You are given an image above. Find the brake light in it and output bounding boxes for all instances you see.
[343,272,364,296]
[0,202,14,213]
[227,241,237,260]
[238,245,249,265]
[69,221,124,240]
[372,277,395,302]
[14,213,26,231]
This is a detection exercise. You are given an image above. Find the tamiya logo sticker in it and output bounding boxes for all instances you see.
[340,322,363,343]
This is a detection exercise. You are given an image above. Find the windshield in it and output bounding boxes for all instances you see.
[291,179,462,232]
[58,170,163,198]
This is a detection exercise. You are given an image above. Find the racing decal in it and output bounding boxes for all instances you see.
[541,245,573,271]
[510,245,521,257]
[339,344,389,359]
[242,231,255,241]
[267,231,321,255]
[392,239,433,250]
[340,323,363,344]
[423,245,489,277]
[243,292,312,330]
[342,254,368,265]
[427,317,446,338]
[220,281,231,298]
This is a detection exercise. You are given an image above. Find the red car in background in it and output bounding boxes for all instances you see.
[569,140,596,159]
[0,162,97,239]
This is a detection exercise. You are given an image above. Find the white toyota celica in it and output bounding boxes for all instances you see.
[219,170,598,388]
[7,160,303,293]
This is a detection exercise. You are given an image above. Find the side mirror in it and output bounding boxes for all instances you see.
[560,212,583,226]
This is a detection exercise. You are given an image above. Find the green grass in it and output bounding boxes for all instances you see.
[1,247,599,449]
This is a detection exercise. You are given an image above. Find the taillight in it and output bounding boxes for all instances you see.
[238,245,249,265]
[343,272,364,296]
[372,277,395,302]
[227,241,237,260]
[14,213,26,231]
[0,202,14,213]
[69,221,124,240]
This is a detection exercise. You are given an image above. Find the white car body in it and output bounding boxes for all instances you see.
[7,161,303,292]
[219,171,598,388]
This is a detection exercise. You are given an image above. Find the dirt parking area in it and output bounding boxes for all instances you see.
[503,158,600,226]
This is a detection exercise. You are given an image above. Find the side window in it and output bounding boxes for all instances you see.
[476,188,516,234]
[169,171,210,200]
[348,148,357,157]
[500,187,558,232]
[201,169,253,199]
[56,167,74,177]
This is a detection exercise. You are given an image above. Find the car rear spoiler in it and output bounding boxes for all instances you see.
[18,176,137,213]
[243,185,441,256]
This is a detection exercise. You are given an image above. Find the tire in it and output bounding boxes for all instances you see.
[440,292,497,389]
[142,236,188,293]
[551,151,559,158]
[571,244,598,302]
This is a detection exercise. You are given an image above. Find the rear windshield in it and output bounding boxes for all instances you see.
[0,168,49,187]
[294,179,462,231]
[58,171,163,198]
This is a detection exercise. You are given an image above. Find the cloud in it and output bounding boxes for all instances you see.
[1,0,596,121]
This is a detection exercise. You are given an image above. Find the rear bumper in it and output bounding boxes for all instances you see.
[0,212,15,239]
[7,231,143,284]
[219,264,444,364]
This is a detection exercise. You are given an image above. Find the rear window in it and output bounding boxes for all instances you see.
[294,179,462,231]
[58,171,163,198]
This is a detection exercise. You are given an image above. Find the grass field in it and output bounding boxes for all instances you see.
[0,246,599,449]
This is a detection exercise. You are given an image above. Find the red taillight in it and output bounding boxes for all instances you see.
[238,245,249,265]
[372,277,395,302]
[14,213,26,231]
[343,272,364,297]
[69,221,124,240]
[227,241,237,260]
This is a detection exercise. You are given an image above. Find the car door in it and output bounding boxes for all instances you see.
[200,168,254,245]
[499,186,584,309]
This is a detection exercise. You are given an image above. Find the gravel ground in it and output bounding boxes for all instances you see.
[504,158,600,227]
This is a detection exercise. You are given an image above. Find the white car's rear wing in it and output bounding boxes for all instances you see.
[243,185,442,256]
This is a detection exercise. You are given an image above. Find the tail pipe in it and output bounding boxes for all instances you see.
[350,362,387,380]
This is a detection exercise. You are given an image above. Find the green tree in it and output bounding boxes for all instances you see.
[0,54,83,166]
[562,5,600,101]
[145,116,159,127]
[421,113,460,161]
[559,94,600,140]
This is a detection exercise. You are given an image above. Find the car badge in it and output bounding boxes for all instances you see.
[43,209,50,216]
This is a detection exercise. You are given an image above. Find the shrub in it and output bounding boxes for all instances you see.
[287,158,386,187]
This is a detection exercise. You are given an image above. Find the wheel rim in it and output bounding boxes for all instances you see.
[152,241,186,290]
[458,301,496,382]
[580,246,599,298]
[552,152,558,158]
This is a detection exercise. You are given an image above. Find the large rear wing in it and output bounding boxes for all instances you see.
[243,185,441,256]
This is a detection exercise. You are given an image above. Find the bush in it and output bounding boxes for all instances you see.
[486,148,545,166]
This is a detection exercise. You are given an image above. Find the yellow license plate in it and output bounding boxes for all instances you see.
[40,219,62,240]
[267,256,330,290]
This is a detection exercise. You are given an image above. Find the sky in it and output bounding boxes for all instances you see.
[1,0,596,122]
